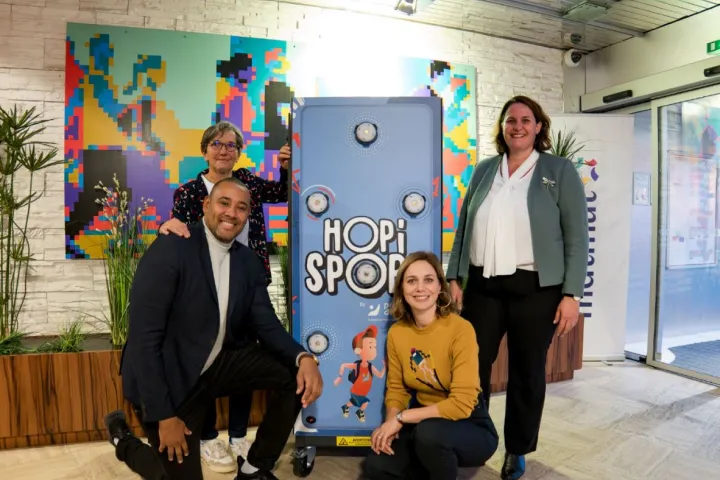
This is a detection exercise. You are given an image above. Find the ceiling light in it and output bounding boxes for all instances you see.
[562,1,608,22]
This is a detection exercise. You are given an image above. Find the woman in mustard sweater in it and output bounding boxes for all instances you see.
[363,251,499,480]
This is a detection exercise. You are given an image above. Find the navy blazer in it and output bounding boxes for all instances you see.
[120,221,306,423]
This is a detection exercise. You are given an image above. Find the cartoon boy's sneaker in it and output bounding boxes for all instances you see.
[356,409,366,422]
[341,405,350,417]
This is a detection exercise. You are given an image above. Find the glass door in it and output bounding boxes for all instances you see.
[611,105,654,361]
[648,85,720,384]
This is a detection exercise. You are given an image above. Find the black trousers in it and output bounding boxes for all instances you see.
[461,266,562,456]
[201,391,253,440]
[362,403,499,480]
[201,336,258,440]
[115,344,301,479]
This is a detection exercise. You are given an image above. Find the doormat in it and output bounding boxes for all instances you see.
[669,340,720,378]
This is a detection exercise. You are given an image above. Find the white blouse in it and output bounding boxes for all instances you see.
[469,150,538,275]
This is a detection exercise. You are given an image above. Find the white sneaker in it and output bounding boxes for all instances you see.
[200,438,237,473]
[229,436,253,460]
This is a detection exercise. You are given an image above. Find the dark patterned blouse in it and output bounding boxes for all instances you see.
[170,167,288,285]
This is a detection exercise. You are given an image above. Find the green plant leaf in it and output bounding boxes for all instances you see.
[549,127,586,161]
[0,103,62,339]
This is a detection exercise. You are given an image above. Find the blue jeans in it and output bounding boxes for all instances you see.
[201,392,254,440]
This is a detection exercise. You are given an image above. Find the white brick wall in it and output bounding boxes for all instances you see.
[0,0,563,336]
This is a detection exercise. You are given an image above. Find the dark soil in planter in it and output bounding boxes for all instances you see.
[20,333,116,352]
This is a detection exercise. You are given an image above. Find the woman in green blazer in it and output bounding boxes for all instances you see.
[446,96,589,480]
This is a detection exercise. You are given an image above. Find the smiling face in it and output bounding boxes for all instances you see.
[401,259,441,314]
[502,102,542,154]
[202,179,250,243]
[204,129,240,176]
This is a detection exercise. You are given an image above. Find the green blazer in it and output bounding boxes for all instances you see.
[446,152,589,297]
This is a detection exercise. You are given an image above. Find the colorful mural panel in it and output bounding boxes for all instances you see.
[64,23,477,258]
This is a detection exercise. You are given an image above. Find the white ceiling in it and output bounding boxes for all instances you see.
[288,0,720,52]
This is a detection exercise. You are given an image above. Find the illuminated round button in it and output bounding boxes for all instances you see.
[307,332,329,355]
[355,122,378,145]
[306,192,329,216]
[354,261,379,286]
[403,192,426,216]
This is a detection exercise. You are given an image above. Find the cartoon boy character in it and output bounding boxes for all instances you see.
[333,325,386,422]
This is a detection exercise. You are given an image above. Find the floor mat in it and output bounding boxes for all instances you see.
[669,339,720,378]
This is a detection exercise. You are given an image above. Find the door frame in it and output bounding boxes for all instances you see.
[611,103,652,362]
[642,85,720,385]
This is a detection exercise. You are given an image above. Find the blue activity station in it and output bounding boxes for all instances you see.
[287,96,443,476]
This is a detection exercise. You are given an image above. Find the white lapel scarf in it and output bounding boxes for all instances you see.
[482,150,539,278]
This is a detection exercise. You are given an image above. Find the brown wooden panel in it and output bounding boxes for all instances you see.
[489,314,584,394]
[0,350,266,451]
[0,316,582,450]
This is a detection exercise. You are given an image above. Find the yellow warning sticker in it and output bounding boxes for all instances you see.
[336,436,372,447]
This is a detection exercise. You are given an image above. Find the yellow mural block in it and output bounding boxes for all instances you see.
[151,101,206,185]
[73,234,106,260]
[82,84,139,150]
[448,121,471,151]
[443,232,456,253]
[216,79,231,104]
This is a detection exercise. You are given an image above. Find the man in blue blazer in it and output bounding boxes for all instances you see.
[104,177,323,480]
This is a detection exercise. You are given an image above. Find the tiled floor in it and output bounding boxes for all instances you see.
[1,361,719,479]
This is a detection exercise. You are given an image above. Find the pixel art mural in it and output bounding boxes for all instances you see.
[64,23,477,258]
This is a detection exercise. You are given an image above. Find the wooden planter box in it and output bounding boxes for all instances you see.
[0,348,267,451]
[0,316,583,451]
[488,314,585,393]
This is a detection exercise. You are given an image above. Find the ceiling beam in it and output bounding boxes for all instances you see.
[475,0,646,38]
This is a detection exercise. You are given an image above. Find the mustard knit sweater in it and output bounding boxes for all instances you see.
[384,313,480,420]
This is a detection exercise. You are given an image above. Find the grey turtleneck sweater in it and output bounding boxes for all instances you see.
[201,218,233,374]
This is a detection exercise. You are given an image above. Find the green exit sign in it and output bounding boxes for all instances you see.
[708,40,720,55]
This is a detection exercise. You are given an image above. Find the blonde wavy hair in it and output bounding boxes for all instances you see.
[389,251,458,325]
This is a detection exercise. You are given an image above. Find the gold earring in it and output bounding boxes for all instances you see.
[437,291,452,309]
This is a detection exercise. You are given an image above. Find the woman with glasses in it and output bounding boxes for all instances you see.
[158,120,290,473]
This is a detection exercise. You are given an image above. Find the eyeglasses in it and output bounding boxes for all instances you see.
[209,140,240,152]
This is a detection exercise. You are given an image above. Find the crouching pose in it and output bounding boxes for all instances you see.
[103,177,323,480]
[364,251,499,480]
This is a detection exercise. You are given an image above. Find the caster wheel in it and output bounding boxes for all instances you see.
[292,454,314,477]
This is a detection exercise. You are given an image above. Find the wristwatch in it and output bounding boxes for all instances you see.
[296,352,320,367]
[564,294,581,302]
[395,411,404,424]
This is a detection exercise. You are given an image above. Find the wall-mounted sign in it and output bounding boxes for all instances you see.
[707,40,720,56]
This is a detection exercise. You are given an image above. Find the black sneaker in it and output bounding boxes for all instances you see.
[103,410,133,447]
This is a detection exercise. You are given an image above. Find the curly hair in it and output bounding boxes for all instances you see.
[389,251,458,325]
[492,95,552,155]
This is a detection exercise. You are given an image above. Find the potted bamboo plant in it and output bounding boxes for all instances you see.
[0,105,63,354]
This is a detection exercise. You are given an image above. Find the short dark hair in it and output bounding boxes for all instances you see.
[200,121,244,154]
[493,95,552,155]
[208,176,249,199]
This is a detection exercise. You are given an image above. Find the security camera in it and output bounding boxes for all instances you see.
[563,33,583,45]
[564,49,583,68]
